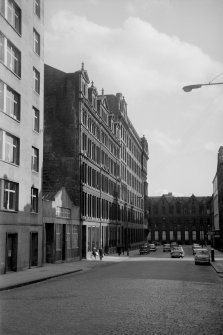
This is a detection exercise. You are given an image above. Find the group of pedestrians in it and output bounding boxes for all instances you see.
[92,247,104,260]
[91,245,126,260]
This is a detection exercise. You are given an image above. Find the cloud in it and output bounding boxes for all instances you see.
[45,11,222,97]
[150,129,181,155]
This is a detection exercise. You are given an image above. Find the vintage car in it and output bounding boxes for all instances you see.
[148,243,157,252]
[194,248,210,265]
[170,246,184,258]
[163,244,171,252]
[139,245,149,255]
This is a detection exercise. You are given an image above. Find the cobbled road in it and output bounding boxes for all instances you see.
[0,246,223,335]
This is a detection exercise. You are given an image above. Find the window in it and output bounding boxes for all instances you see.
[34,0,40,18]
[31,146,39,172]
[0,32,21,76]
[0,129,19,164]
[33,67,40,93]
[31,187,38,212]
[0,0,21,34]
[0,179,18,211]
[0,80,20,120]
[33,29,40,55]
[33,106,39,132]
[56,207,71,218]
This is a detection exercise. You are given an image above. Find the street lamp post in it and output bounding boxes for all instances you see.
[182,82,223,92]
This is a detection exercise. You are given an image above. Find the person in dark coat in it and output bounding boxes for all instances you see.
[98,248,103,261]
[117,246,121,256]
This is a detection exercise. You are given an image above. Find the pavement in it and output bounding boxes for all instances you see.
[0,254,129,291]
[0,249,223,291]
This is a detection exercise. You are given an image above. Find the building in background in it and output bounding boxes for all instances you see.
[213,146,223,250]
[44,63,149,259]
[43,187,80,263]
[146,193,212,245]
[0,0,44,273]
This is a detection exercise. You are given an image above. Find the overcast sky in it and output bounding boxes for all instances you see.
[44,0,223,197]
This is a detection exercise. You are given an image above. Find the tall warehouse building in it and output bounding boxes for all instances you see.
[44,63,149,259]
[0,0,44,273]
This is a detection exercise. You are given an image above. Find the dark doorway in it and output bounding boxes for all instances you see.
[6,233,18,272]
[82,225,86,259]
[30,232,38,267]
[45,223,54,263]
[62,224,66,261]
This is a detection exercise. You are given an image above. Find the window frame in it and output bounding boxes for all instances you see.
[33,28,40,56]
[0,179,19,211]
[0,80,20,121]
[0,32,21,77]
[32,106,40,133]
[0,129,20,165]
[31,146,39,172]
[34,0,40,18]
[33,67,40,94]
[0,0,21,34]
[31,187,38,213]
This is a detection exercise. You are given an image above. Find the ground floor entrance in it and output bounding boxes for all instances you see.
[30,232,38,267]
[6,233,18,272]
[45,223,80,263]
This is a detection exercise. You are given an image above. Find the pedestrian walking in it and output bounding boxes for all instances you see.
[92,247,97,260]
[99,248,103,261]
[117,246,121,256]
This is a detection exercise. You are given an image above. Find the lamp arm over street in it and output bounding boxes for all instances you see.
[182,82,223,92]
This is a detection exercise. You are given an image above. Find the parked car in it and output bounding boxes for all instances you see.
[194,248,210,265]
[171,246,184,258]
[139,245,149,255]
[192,244,201,255]
[163,243,171,252]
[148,243,157,252]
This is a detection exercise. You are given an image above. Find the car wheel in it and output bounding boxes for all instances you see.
[195,261,197,265]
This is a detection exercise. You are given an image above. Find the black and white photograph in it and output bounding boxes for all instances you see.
[0,0,223,334]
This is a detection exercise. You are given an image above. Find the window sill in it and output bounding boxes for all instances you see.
[0,159,19,167]
[0,61,21,79]
[0,209,18,213]
[32,170,39,174]
[0,110,20,123]
[0,14,22,37]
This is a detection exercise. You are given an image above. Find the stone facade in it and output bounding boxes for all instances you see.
[146,193,212,245]
[0,0,44,273]
[44,63,149,258]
